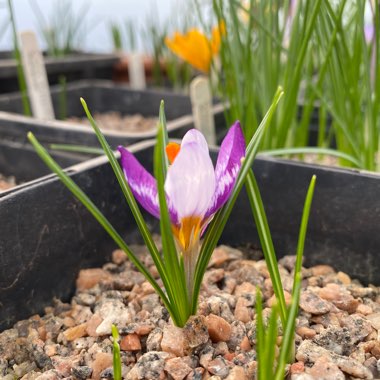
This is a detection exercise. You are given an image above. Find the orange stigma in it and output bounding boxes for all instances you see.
[165,142,181,164]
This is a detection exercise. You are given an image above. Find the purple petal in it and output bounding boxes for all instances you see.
[205,121,245,218]
[118,146,160,219]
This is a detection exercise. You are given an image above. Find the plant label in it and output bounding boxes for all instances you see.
[128,52,146,90]
[19,31,55,120]
[190,76,216,145]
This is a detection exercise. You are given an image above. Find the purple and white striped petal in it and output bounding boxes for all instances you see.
[165,134,216,222]
[205,121,245,218]
[118,146,160,219]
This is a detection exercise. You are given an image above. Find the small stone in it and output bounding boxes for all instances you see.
[319,283,358,313]
[112,249,127,265]
[296,340,373,379]
[366,313,380,330]
[86,314,103,337]
[76,268,112,291]
[165,357,193,380]
[313,326,355,355]
[239,336,251,352]
[207,357,229,378]
[357,304,373,316]
[299,291,331,315]
[63,323,87,341]
[311,265,335,276]
[228,321,246,351]
[13,361,37,378]
[268,291,292,307]
[134,324,154,336]
[296,326,316,339]
[161,325,186,357]
[199,346,215,369]
[91,352,113,380]
[185,367,205,380]
[34,370,60,380]
[337,271,351,285]
[234,297,251,323]
[135,351,173,380]
[120,334,141,351]
[290,362,305,375]
[307,356,345,380]
[206,314,232,342]
[225,366,247,380]
[51,355,77,377]
[214,342,229,356]
[341,314,372,343]
[233,282,256,298]
[71,365,93,380]
[183,316,209,350]
[146,328,163,351]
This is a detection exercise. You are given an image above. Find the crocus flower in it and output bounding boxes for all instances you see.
[118,122,245,296]
[165,23,225,74]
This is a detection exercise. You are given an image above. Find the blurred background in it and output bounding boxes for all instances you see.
[0,0,191,53]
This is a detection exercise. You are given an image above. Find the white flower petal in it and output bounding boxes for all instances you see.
[181,129,209,153]
[165,141,215,221]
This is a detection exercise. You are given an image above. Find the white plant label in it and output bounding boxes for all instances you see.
[190,76,216,145]
[19,31,55,120]
[128,52,146,90]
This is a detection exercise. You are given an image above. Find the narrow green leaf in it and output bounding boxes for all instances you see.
[111,325,122,380]
[292,175,317,302]
[191,87,284,314]
[245,170,286,326]
[154,101,190,326]
[79,98,174,297]
[49,144,105,155]
[255,288,265,380]
[27,132,176,323]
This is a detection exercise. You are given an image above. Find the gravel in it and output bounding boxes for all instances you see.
[1,244,380,379]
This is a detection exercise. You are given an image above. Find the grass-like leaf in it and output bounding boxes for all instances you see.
[27,132,173,317]
[191,86,284,314]
[111,324,122,380]
[154,101,190,326]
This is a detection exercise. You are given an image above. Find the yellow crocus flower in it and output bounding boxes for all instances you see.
[165,23,225,74]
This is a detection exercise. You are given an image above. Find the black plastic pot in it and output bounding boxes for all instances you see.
[0,80,226,149]
[1,140,379,330]
[0,139,88,197]
[0,51,120,93]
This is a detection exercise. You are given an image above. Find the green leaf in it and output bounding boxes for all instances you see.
[27,132,175,320]
[191,87,284,314]
[154,101,190,326]
[111,324,122,380]
[245,170,287,326]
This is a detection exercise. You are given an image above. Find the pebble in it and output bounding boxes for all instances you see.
[205,314,232,343]
[207,357,229,378]
[296,340,374,379]
[120,334,142,351]
[4,246,380,380]
[161,325,186,357]
[76,268,113,291]
[164,357,193,380]
[90,352,113,380]
[183,315,209,350]
[307,356,345,379]
[299,290,331,314]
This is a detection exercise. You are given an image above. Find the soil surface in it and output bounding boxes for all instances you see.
[1,244,380,379]
[0,174,16,192]
[67,112,158,133]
